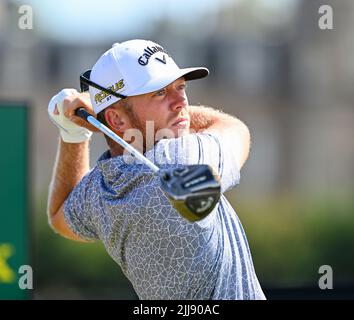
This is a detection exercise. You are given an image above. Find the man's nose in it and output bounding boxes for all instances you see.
[169,90,187,112]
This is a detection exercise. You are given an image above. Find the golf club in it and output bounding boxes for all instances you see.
[74,107,221,222]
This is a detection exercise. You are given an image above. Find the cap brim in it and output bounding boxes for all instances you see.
[182,67,209,81]
[129,67,209,97]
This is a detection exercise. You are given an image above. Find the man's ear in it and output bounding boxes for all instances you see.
[105,108,129,133]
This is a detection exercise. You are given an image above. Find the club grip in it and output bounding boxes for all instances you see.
[74,107,90,121]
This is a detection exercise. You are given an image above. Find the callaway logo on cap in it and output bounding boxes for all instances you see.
[88,39,209,114]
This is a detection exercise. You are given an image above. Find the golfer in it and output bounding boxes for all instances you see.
[47,39,266,300]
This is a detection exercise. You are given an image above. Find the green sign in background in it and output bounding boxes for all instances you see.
[0,104,29,299]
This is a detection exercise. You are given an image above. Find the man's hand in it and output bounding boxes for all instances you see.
[48,89,98,143]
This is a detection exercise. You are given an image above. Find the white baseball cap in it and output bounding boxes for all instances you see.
[87,39,209,114]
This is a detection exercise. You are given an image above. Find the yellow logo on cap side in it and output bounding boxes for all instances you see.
[94,79,125,105]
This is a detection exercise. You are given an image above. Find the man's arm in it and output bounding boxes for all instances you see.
[47,140,90,242]
[189,105,251,170]
[47,90,96,242]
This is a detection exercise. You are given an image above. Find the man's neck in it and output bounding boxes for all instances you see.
[109,140,146,158]
[109,132,190,158]
[109,144,125,157]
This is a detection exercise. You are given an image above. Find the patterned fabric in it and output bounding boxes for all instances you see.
[64,132,266,300]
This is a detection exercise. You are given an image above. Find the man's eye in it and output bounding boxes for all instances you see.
[154,89,166,96]
[179,83,187,90]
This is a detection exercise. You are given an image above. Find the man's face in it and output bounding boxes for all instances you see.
[125,77,190,144]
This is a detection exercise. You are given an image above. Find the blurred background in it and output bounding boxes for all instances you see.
[0,0,353,299]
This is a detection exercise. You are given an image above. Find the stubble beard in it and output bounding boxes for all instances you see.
[124,109,190,153]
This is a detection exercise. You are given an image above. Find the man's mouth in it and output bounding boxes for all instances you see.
[172,117,189,128]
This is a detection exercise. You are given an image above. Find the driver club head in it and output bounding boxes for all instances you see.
[159,165,221,222]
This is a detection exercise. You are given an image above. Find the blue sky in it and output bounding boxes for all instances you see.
[14,0,298,44]
[14,0,232,43]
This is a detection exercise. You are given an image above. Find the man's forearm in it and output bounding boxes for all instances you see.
[189,105,236,131]
[47,138,90,219]
[189,105,251,169]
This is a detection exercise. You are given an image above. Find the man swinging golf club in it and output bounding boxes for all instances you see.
[47,39,266,299]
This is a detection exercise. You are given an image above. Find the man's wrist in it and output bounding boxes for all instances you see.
[59,128,93,143]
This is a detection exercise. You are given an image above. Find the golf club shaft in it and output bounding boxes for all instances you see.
[75,108,159,173]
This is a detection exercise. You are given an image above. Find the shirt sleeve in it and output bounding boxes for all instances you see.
[63,171,99,241]
[146,132,240,193]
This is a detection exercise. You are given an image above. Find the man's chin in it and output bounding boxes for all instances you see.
[174,127,190,138]
[154,128,190,142]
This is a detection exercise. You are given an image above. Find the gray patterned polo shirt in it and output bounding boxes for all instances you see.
[64,132,266,300]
